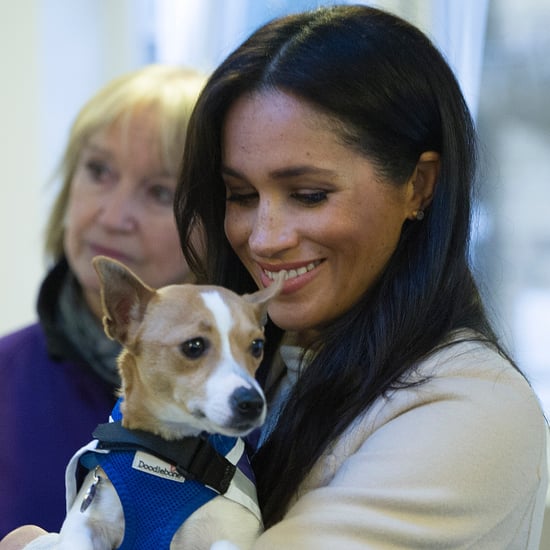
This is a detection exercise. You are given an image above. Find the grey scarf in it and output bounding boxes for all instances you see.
[58,272,122,386]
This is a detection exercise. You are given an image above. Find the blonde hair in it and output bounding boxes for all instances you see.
[44,64,206,262]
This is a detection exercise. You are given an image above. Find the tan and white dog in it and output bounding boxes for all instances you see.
[24,256,284,550]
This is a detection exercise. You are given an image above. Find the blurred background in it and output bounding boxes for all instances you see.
[1,0,549,421]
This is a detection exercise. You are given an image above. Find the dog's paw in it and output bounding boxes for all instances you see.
[210,541,241,550]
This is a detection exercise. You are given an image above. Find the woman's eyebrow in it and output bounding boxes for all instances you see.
[269,165,336,179]
[81,142,112,158]
[221,165,242,179]
[221,164,336,180]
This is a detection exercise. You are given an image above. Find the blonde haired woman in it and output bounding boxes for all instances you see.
[0,64,206,537]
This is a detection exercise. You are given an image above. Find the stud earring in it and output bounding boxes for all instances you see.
[413,209,425,221]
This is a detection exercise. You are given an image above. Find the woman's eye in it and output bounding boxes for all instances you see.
[292,190,328,205]
[149,184,174,206]
[226,191,259,205]
[86,160,113,182]
[225,186,328,206]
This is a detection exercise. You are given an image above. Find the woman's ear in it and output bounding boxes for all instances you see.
[406,151,440,220]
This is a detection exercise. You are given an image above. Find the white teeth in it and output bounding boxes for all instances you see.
[264,261,320,281]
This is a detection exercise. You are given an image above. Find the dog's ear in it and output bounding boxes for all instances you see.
[92,255,155,344]
[243,270,286,325]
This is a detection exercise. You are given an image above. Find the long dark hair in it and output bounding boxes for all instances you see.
[175,5,513,527]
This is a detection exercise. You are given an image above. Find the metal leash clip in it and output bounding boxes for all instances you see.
[80,466,101,513]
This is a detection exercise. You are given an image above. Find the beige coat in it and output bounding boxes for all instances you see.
[254,337,548,549]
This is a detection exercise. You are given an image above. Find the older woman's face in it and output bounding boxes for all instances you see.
[222,91,418,344]
[64,110,190,317]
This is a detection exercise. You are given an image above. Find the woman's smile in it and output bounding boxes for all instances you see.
[259,260,324,294]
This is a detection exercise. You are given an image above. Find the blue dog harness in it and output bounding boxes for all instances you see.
[70,399,261,550]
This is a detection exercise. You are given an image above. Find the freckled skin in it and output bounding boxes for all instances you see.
[222,91,420,344]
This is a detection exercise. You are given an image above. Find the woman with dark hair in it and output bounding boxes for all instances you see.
[175,4,547,548]
[2,5,547,550]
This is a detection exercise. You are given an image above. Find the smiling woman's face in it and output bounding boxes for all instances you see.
[222,91,418,344]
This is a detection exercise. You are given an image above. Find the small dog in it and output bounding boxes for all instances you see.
[25,256,284,550]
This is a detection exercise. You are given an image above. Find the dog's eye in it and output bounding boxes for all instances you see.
[250,339,265,358]
[180,337,208,359]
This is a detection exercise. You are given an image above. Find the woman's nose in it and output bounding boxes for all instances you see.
[97,186,137,231]
[248,200,298,257]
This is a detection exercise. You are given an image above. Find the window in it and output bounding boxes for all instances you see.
[476,0,550,417]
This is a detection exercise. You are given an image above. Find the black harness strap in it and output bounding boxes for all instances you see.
[92,422,236,494]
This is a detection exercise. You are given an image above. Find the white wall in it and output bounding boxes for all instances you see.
[1,1,42,335]
[0,0,149,335]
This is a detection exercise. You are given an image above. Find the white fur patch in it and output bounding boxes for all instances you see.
[199,290,261,429]
[200,291,233,359]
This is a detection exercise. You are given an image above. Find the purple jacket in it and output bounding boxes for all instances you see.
[0,260,117,537]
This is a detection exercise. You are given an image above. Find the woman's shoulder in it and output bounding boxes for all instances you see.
[335,332,547,471]
[0,322,45,355]
[413,330,537,404]
[377,332,544,433]
[0,322,56,377]
[415,331,513,371]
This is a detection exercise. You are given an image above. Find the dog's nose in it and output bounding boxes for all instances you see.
[231,387,265,420]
